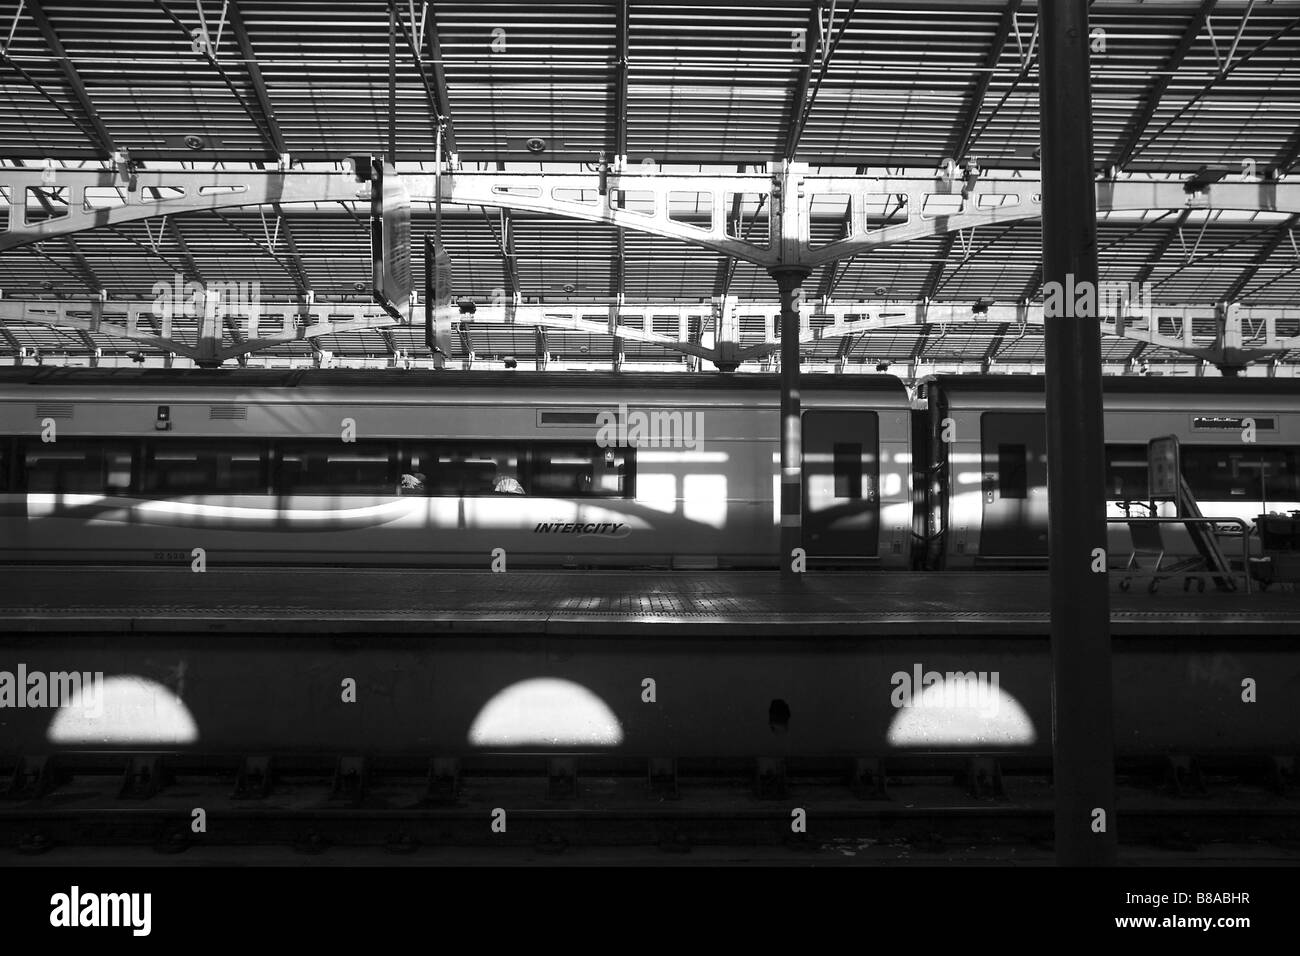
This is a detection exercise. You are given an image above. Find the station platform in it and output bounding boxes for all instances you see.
[1,567,1298,636]
[2,567,1296,759]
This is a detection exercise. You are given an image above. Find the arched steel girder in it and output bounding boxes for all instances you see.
[0,298,401,366]
[5,164,1299,265]
[6,298,1300,369]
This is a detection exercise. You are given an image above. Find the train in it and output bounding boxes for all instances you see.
[918,375,1300,571]
[0,366,1296,570]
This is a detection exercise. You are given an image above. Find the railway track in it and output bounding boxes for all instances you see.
[5,767,1297,855]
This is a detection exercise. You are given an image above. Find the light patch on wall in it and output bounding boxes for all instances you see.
[949,490,984,523]
[468,678,623,747]
[881,501,911,527]
[637,451,728,464]
[635,473,678,514]
[887,679,1036,748]
[683,474,727,529]
[47,675,199,745]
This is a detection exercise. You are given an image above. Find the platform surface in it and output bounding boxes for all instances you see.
[1,568,1298,635]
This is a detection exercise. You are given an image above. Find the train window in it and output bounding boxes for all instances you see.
[1191,416,1277,432]
[143,442,266,495]
[277,441,396,494]
[1105,445,1149,500]
[833,443,863,499]
[537,410,603,427]
[997,444,1028,499]
[0,440,8,493]
[22,440,134,494]
[401,442,631,498]
[406,443,524,496]
[532,444,630,498]
[1182,446,1300,504]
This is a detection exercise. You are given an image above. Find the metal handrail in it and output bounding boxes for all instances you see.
[1106,516,1253,595]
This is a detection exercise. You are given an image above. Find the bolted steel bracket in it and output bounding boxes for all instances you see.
[547,757,579,801]
[329,756,368,806]
[1269,755,1294,796]
[3,754,56,800]
[119,755,166,800]
[153,823,192,855]
[385,831,420,855]
[647,757,680,800]
[535,828,569,855]
[423,757,461,805]
[232,755,273,800]
[1163,755,1207,797]
[293,830,329,855]
[754,756,788,800]
[960,756,1006,800]
[850,757,889,801]
[657,826,692,854]
[17,830,55,855]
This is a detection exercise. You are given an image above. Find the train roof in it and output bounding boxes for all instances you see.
[921,374,1300,397]
[0,367,910,395]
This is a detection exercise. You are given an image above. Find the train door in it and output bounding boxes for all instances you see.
[979,412,1048,558]
[802,411,878,557]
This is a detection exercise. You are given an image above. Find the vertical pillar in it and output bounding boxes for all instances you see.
[1217,301,1244,376]
[1038,0,1117,865]
[771,266,810,579]
[425,232,434,355]
[195,290,223,369]
[387,0,398,164]
[610,295,625,372]
[713,294,741,372]
[769,160,811,579]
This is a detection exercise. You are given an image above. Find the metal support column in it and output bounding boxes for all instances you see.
[195,292,223,369]
[387,0,398,163]
[1039,0,1117,865]
[771,266,810,579]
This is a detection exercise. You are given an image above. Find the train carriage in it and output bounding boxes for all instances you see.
[921,375,1300,571]
[0,369,914,569]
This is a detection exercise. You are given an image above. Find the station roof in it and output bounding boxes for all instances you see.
[1,0,1298,372]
